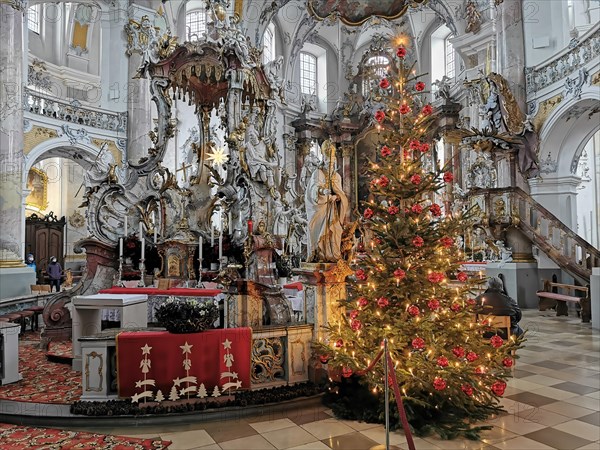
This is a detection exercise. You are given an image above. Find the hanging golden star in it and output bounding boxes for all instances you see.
[206,147,228,166]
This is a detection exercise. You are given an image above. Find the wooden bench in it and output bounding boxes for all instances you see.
[537,280,590,323]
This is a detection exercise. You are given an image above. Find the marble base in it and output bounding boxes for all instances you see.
[80,336,118,401]
[591,267,599,331]
[0,267,36,299]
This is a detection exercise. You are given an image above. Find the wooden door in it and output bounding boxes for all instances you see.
[25,212,65,282]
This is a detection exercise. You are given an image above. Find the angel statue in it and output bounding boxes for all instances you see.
[305,140,349,262]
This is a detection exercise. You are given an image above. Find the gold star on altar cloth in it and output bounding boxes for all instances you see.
[222,338,232,349]
[180,341,193,354]
[141,344,152,355]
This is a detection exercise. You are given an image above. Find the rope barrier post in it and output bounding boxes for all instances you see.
[370,338,402,450]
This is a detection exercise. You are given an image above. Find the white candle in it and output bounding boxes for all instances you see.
[228,211,233,234]
[139,221,143,239]
[124,216,128,237]
[211,225,214,247]
[199,236,203,262]
[218,231,223,267]
[141,237,145,260]
[152,211,157,244]
[119,237,123,258]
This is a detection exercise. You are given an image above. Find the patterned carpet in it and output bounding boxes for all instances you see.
[0,333,80,404]
[0,423,171,449]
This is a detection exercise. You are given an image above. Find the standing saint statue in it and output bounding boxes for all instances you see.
[305,140,348,262]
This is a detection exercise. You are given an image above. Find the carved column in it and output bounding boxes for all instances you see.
[125,4,155,165]
[0,2,34,297]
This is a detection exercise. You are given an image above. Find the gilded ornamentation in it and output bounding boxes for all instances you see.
[532,94,563,136]
[23,126,59,155]
[251,338,285,384]
[84,351,104,392]
[592,71,600,85]
[464,1,482,34]
[26,167,49,211]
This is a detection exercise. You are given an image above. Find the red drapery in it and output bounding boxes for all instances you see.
[116,328,252,399]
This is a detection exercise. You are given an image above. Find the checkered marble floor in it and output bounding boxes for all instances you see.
[74,310,600,449]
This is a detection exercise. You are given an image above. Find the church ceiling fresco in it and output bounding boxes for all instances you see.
[308,0,427,25]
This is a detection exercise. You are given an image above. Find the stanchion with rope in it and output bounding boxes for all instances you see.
[363,339,415,450]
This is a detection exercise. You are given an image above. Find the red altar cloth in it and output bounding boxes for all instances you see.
[100,287,222,297]
[116,328,252,398]
[283,282,303,291]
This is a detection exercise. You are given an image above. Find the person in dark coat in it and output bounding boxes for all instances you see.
[47,256,63,292]
[475,276,524,338]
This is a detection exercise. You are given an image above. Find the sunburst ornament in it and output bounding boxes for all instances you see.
[206,147,228,166]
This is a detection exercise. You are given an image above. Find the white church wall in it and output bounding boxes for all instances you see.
[575,132,599,248]
[523,0,570,67]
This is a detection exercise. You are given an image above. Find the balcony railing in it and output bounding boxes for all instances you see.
[23,88,127,133]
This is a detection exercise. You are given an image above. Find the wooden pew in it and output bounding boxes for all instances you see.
[537,280,590,323]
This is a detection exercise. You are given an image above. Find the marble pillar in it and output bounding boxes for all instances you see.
[0,4,34,296]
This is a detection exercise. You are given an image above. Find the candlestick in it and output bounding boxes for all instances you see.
[141,237,145,260]
[124,216,128,237]
[199,236,203,262]
[218,231,223,268]
[139,221,143,239]
[119,237,123,258]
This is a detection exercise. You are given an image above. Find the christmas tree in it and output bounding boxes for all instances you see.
[314,41,524,439]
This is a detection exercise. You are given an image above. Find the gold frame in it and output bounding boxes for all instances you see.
[26,167,49,211]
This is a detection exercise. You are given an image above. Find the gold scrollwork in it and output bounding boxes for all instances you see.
[251,337,285,384]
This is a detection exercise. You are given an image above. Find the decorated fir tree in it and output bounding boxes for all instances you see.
[314,42,524,439]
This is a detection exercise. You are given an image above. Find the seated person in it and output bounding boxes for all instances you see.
[475,276,524,339]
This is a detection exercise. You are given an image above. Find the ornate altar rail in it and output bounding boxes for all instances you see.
[473,187,600,283]
[525,23,600,95]
[23,88,127,133]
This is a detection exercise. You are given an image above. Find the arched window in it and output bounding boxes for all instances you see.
[362,55,390,95]
[263,23,275,64]
[431,25,455,90]
[186,9,207,41]
[300,52,317,95]
[27,4,41,34]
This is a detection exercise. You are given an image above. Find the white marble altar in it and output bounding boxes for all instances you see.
[0,322,22,384]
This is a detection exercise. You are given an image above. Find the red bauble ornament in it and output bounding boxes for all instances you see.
[427,299,440,310]
[466,351,478,362]
[440,236,454,248]
[381,145,392,157]
[379,78,390,89]
[502,357,514,368]
[433,377,447,390]
[411,204,423,214]
[377,297,389,308]
[379,175,390,187]
[374,110,385,123]
[399,104,411,114]
[393,268,406,280]
[451,302,462,312]
[429,203,442,217]
[388,205,399,215]
[428,272,444,283]
[452,346,465,358]
[443,171,454,183]
[357,296,369,308]
[355,269,368,281]
[490,335,504,348]
[411,337,425,349]
[457,271,468,282]
[491,380,507,396]
[363,208,374,219]
[419,142,430,153]
[408,305,420,316]
[466,298,476,305]
[349,310,359,320]
[422,104,433,115]
[342,367,353,378]
[351,319,363,331]
[437,356,449,367]
[396,46,407,58]
[415,81,426,91]
[461,384,474,396]
[409,140,421,150]
[475,366,486,375]
[410,174,422,185]
[412,236,424,247]
[335,339,344,348]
